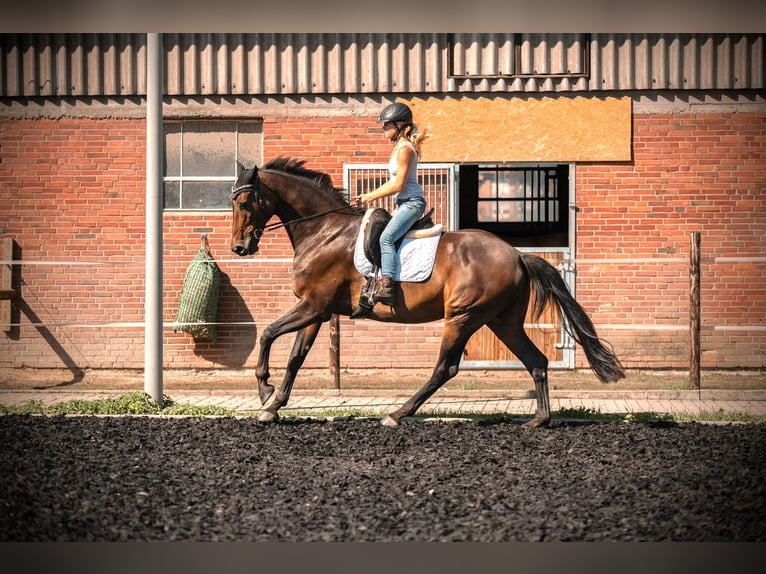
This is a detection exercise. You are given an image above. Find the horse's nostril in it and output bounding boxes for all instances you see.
[232,245,244,255]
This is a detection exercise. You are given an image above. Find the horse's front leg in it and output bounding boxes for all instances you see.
[258,321,322,423]
[254,300,324,416]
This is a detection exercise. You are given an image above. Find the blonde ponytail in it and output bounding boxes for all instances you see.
[401,124,430,158]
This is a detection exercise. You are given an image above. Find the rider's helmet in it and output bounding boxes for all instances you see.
[378,102,413,125]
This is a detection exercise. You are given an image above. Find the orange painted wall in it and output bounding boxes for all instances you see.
[409,96,632,162]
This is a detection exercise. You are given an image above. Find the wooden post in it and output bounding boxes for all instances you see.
[1,238,16,334]
[329,314,341,389]
[689,231,701,390]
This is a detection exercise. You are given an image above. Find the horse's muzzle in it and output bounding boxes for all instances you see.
[231,234,259,256]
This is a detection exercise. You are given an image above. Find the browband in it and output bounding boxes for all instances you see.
[230,182,257,199]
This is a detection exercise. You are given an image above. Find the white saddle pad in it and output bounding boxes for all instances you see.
[353,222,442,283]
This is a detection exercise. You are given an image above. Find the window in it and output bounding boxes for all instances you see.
[477,166,560,226]
[344,163,454,228]
[459,164,569,247]
[447,33,590,80]
[163,120,263,210]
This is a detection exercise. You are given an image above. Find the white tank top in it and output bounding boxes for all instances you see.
[387,141,425,201]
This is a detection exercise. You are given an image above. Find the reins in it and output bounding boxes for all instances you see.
[231,179,359,238]
[262,205,359,233]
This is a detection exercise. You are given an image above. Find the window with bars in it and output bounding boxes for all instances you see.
[459,164,569,246]
[163,120,263,211]
[344,164,454,228]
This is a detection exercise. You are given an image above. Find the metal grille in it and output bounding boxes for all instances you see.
[343,163,455,230]
[476,165,563,234]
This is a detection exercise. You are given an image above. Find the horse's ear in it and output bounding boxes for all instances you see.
[236,160,246,174]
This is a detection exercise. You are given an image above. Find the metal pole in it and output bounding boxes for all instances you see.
[144,33,164,405]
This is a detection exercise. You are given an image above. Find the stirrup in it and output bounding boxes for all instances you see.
[350,275,377,319]
[350,300,373,319]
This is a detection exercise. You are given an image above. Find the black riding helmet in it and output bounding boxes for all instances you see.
[378,102,413,125]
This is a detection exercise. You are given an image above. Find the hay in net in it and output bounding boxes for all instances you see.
[173,245,220,341]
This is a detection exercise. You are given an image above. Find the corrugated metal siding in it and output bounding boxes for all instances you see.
[587,33,765,91]
[1,33,763,98]
[161,33,447,95]
[0,33,147,96]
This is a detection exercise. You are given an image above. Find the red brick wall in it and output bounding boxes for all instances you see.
[0,119,148,368]
[576,113,766,369]
[1,111,764,373]
[0,115,437,372]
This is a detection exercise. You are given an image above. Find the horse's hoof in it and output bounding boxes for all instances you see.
[523,416,550,429]
[380,415,399,428]
[258,410,279,424]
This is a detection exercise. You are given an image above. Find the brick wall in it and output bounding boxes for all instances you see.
[1,110,764,373]
[0,119,147,368]
[0,115,441,372]
[576,113,766,369]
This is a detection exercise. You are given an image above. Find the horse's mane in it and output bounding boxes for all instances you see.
[263,157,348,204]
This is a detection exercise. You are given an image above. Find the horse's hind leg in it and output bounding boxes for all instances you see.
[381,318,476,427]
[259,322,322,423]
[515,336,551,428]
[489,319,551,428]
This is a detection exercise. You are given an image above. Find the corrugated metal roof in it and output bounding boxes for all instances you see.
[1,33,763,98]
[0,33,147,97]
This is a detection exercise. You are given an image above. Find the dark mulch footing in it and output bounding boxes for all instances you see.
[1,415,764,541]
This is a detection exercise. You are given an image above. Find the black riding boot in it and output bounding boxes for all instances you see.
[350,275,395,319]
[375,276,395,306]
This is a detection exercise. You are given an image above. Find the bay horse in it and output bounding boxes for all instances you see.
[230,157,624,427]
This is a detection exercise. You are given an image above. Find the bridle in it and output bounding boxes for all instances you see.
[231,174,359,239]
[231,178,271,239]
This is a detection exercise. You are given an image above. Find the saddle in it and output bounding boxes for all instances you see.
[361,207,440,269]
[350,207,442,319]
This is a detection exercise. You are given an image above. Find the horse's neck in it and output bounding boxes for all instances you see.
[261,170,339,220]
[261,170,356,249]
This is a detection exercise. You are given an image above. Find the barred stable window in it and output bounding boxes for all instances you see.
[477,166,561,229]
[458,164,569,247]
[163,120,263,211]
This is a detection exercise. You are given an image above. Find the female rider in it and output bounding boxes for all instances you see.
[357,102,428,307]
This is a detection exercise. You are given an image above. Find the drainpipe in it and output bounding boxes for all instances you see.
[144,33,164,405]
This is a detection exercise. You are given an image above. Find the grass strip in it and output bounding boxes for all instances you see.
[1,393,763,424]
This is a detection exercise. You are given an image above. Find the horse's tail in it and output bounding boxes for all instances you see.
[519,253,625,383]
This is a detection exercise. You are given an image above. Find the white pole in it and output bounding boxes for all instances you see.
[144,33,164,405]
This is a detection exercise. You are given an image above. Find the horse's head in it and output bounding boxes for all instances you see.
[230,161,275,256]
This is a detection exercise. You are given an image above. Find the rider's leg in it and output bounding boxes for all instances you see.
[378,197,426,305]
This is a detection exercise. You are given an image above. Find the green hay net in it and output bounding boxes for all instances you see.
[173,243,220,342]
